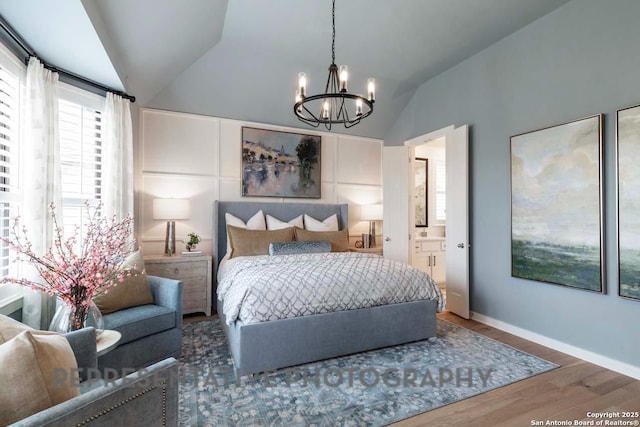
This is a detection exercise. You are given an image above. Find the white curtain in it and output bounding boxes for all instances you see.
[102,93,134,220]
[22,57,62,329]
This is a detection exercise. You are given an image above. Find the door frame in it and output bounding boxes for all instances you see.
[404,124,470,318]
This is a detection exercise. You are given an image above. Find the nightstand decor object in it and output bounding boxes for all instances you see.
[153,198,190,256]
[360,204,383,248]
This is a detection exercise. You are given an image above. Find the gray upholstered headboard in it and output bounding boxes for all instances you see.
[214,201,348,264]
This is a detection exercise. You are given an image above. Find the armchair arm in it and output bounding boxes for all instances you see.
[11,358,179,427]
[64,328,97,382]
[147,275,183,331]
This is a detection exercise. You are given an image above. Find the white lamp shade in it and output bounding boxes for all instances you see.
[360,204,383,221]
[153,198,190,220]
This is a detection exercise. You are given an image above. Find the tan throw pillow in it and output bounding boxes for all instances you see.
[227,225,295,258]
[295,228,350,252]
[94,250,153,315]
[0,313,32,344]
[224,210,266,259]
[0,330,80,425]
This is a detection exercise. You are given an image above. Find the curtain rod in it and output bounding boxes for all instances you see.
[0,14,136,103]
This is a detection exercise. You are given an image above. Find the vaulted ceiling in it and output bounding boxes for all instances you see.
[0,0,571,139]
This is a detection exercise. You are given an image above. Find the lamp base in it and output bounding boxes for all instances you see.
[164,220,176,256]
[369,221,376,248]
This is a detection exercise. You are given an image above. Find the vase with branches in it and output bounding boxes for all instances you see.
[0,202,136,331]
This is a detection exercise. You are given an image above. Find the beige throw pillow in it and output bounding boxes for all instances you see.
[295,228,350,252]
[0,330,80,425]
[94,250,153,315]
[227,225,295,258]
[0,313,32,344]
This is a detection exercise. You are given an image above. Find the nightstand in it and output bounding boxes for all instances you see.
[143,255,212,316]
[350,246,383,255]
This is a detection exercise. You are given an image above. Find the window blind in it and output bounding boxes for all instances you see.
[435,159,446,221]
[59,98,103,235]
[0,66,19,280]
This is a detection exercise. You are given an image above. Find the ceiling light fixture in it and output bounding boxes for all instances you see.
[293,0,375,130]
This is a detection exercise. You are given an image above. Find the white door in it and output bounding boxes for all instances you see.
[382,146,414,263]
[445,125,470,318]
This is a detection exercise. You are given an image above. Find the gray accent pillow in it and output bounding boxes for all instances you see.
[269,241,331,256]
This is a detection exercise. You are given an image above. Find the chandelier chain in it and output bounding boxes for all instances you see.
[331,0,335,64]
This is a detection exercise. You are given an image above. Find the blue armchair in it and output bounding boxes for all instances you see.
[10,328,179,427]
[97,275,183,373]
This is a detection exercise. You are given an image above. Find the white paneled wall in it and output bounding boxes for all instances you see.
[138,108,383,256]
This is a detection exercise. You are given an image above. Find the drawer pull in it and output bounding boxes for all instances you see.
[174,268,179,275]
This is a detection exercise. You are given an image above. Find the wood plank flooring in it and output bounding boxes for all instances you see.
[183,311,640,427]
[392,311,640,427]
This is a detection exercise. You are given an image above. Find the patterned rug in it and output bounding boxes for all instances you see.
[179,319,557,426]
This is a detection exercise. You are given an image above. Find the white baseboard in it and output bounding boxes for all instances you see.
[470,312,640,380]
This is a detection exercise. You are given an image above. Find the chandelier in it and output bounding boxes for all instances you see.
[293,0,375,130]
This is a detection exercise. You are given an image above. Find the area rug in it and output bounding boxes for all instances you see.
[178,319,557,426]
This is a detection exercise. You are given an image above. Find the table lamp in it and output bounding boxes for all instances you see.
[153,198,190,256]
[360,204,383,248]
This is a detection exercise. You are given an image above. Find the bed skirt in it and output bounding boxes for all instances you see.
[217,298,438,375]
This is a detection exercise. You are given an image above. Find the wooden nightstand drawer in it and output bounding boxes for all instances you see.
[143,255,213,316]
[145,260,207,279]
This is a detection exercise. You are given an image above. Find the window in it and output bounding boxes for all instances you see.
[58,85,104,237]
[0,43,24,305]
[435,158,446,222]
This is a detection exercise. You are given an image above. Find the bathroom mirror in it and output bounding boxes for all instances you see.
[415,157,428,227]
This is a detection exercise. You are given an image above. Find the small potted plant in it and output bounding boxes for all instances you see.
[185,232,201,252]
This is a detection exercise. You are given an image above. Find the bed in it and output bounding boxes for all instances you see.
[214,200,442,375]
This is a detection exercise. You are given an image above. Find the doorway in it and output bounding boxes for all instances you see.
[412,138,447,299]
[382,124,469,318]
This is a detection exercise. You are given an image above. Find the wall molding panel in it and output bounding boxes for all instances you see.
[138,108,383,256]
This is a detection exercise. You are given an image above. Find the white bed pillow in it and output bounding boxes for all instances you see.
[304,213,339,231]
[224,210,266,258]
[266,214,304,231]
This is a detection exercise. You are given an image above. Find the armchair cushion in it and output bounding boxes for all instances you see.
[102,304,175,346]
[0,330,79,426]
[94,251,153,314]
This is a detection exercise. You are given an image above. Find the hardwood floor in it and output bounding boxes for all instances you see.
[392,311,640,427]
[182,311,640,427]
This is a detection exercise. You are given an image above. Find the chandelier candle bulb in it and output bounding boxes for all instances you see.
[339,65,348,91]
[356,98,363,116]
[298,72,307,97]
[368,78,376,101]
[322,100,330,119]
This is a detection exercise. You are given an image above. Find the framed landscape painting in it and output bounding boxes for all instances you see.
[241,127,321,198]
[510,115,604,292]
[617,105,640,300]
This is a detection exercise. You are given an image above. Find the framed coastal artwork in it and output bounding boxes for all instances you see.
[617,105,640,300]
[241,127,321,198]
[510,114,604,293]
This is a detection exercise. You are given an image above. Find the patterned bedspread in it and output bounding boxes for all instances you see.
[217,252,444,325]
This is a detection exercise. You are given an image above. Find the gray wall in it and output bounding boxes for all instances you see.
[386,0,640,367]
